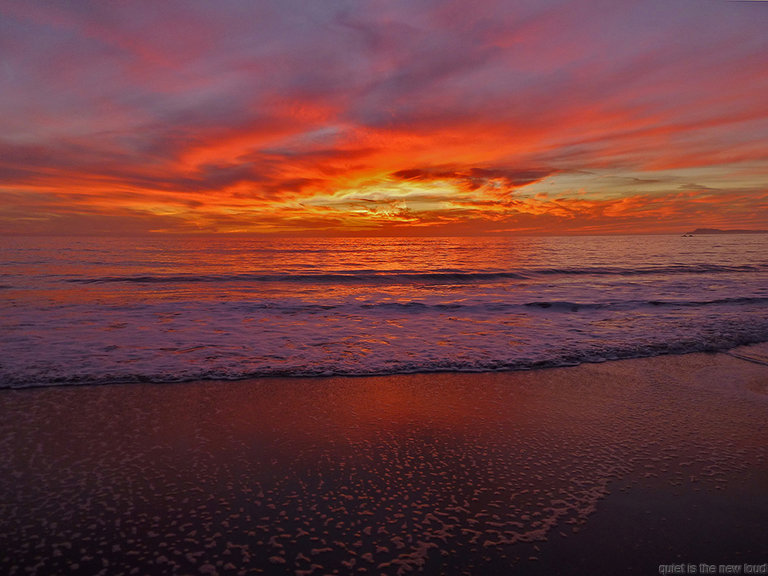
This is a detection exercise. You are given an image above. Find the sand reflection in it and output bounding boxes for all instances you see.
[1,353,766,575]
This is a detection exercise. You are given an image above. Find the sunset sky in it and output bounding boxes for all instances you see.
[1,0,767,236]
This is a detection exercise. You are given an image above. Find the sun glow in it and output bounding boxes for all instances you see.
[1,1,767,236]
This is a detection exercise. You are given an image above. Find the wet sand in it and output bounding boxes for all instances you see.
[1,350,767,575]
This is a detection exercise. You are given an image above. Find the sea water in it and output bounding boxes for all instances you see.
[1,234,767,387]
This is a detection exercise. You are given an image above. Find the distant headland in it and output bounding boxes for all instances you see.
[683,228,768,235]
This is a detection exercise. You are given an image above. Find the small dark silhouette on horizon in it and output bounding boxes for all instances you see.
[684,228,768,235]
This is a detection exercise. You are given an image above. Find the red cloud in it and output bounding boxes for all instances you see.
[1,1,767,235]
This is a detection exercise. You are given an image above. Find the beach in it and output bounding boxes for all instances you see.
[1,349,766,575]
[4,1,768,573]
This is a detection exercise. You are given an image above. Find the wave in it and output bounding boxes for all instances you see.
[523,296,768,312]
[250,296,768,315]
[4,334,767,390]
[64,270,531,285]
[64,263,765,286]
[531,263,764,276]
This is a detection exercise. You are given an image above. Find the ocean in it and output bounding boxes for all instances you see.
[1,234,767,388]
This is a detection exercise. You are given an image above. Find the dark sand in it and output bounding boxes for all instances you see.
[1,350,767,575]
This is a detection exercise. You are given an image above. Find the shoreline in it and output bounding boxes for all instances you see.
[3,341,768,391]
[1,351,766,575]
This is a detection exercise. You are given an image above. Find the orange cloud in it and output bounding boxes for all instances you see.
[1,1,767,236]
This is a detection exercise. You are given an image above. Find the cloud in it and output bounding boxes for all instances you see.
[1,0,767,234]
[391,166,554,191]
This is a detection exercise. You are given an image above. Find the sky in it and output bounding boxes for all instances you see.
[1,0,767,236]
